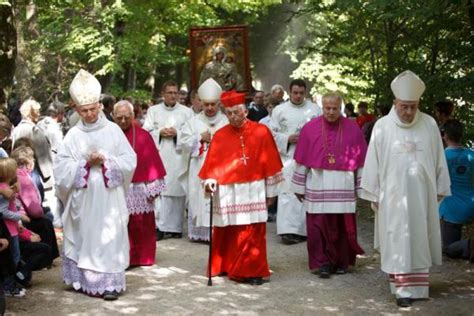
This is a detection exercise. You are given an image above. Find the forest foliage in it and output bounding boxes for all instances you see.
[0,0,472,142]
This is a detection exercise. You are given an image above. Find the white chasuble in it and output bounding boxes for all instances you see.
[54,116,136,273]
[360,107,450,274]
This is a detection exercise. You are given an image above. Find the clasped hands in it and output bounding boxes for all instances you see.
[160,127,177,138]
[88,151,105,167]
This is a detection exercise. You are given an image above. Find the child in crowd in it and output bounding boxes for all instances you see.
[439,119,474,261]
[0,218,14,314]
[0,158,30,297]
[10,146,59,262]
[11,138,45,206]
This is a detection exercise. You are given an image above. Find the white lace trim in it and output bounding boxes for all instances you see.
[62,256,126,295]
[145,179,166,199]
[266,171,285,186]
[74,159,89,188]
[126,179,165,215]
[187,215,210,241]
[103,158,124,188]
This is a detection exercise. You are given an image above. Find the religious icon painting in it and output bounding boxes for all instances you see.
[189,25,251,92]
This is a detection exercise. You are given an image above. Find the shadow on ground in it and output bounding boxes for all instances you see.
[6,200,474,315]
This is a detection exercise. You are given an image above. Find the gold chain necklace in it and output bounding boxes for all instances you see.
[321,119,342,164]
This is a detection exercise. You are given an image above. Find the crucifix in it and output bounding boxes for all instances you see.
[239,135,249,165]
[240,153,249,165]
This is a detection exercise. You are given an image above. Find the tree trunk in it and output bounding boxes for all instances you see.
[468,0,474,38]
[0,3,17,107]
[11,0,37,101]
[175,63,183,89]
[123,63,136,92]
[152,64,173,100]
[99,73,114,93]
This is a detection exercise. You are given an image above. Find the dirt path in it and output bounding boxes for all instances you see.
[6,206,474,315]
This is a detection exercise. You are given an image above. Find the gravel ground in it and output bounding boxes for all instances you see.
[5,201,474,315]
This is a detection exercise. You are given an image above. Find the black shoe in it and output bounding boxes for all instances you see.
[247,277,264,286]
[103,290,119,301]
[281,234,299,245]
[15,271,31,288]
[294,234,307,242]
[396,298,412,307]
[334,267,347,275]
[319,265,331,279]
[156,229,165,241]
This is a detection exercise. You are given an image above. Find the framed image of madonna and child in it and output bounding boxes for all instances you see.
[189,25,251,92]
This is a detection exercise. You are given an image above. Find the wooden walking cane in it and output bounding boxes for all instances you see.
[207,191,214,286]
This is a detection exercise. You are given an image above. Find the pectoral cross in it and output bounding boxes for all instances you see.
[240,153,249,165]
[327,153,336,164]
[239,135,249,165]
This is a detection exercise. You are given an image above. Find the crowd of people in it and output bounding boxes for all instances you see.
[0,68,472,313]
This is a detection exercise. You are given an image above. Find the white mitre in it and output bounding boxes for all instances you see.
[198,78,222,102]
[391,70,425,101]
[69,69,102,106]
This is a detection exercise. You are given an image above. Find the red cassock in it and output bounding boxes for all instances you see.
[211,223,270,280]
[199,120,283,280]
[124,121,166,266]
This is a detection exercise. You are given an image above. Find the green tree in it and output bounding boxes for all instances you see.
[1,0,277,105]
[279,0,473,143]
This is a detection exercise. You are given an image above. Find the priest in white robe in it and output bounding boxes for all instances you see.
[360,70,451,307]
[143,80,193,239]
[179,79,228,242]
[54,69,136,300]
[270,79,322,244]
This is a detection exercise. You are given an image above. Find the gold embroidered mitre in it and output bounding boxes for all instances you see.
[69,69,102,106]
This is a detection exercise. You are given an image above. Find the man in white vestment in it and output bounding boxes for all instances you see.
[179,78,228,242]
[143,80,193,239]
[360,70,451,307]
[271,79,322,244]
[54,69,136,300]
